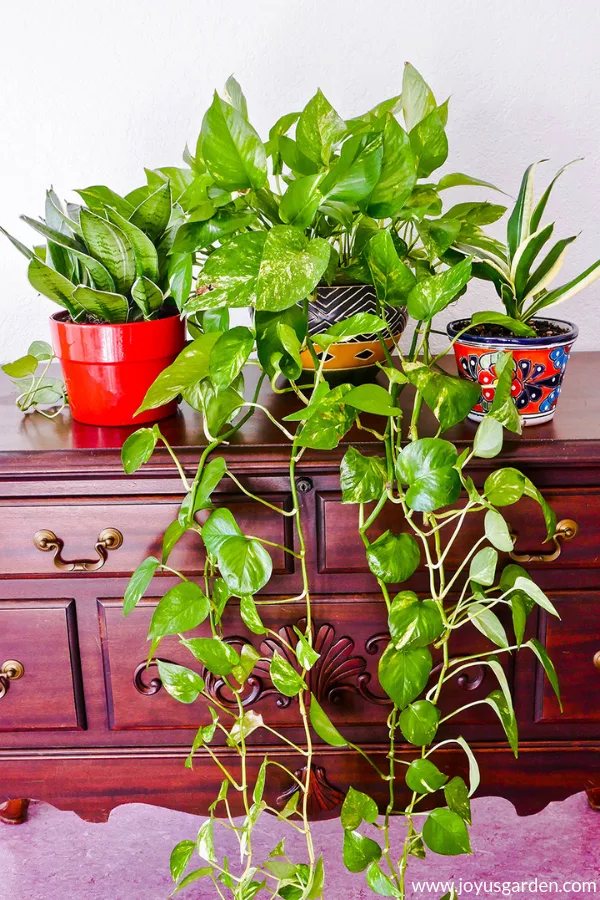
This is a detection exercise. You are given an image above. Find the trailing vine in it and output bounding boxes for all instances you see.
[117,69,565,899]
[122,316,562,900]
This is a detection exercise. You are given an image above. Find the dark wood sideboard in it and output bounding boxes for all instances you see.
[1,355,599,826]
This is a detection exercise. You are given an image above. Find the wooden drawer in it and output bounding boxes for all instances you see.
[0,493,294,583]
[535,592,600,723]
[0,599,85,731]
[317,486,597,578]
[98,594,511,737]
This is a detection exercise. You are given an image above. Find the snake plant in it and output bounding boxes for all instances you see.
[1,180,183,323]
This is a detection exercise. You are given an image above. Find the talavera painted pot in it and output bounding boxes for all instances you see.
[300,284,408,371]
[447,317,578,426]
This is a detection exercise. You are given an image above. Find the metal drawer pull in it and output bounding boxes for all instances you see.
[593,651,600,671]
[0,660,24,700]
[33,528,123,572]
[509,518,578,564]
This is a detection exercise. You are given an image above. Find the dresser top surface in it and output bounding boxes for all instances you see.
[1,353,599,476]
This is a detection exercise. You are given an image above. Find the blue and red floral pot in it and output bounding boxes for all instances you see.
[447,318,578,426]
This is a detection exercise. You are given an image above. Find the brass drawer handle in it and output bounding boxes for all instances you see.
[33,528,123,572]
[0,660,24,700]
[509,518,578,564]
[594,651,600,671]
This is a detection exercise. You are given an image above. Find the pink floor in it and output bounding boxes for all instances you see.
[1,793,599,899]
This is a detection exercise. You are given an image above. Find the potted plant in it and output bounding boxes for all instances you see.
[116,77,566,898]
[447,161,600,424]
[1,183,187,425]
[173,68,503,374]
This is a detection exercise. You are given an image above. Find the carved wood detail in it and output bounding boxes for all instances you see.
[276,765,345,816]
[132,620,371,709]
[257,618,367,707]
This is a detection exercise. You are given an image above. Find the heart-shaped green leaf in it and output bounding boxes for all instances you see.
[402,63,436,131]
[362,116,416,218]
[422,808,471,856]
[296,88,346,166]
[527,638,562,711]
[193,226,330,313]
[513,576,560,618]
[484,467,525,506]
[403,363,480,433]
[484,509,514,552]
[405,758,448,794]
[486,688,519,757]
[344,384,401,417]
[121,427,158,474]
[182,637,240,676]
[407,258,472,321]
[1,354,39,379]
[467,602,509,648]
[279,174,325,230]
[171,210,256,254]
[409,106,448,178]
[341,787,379,831]
[340,447,387,503]
[342,830,382,873]
[156,660,204,704]
[399,699,441,746]
[209,326,254,390]
[148,581,210,639]
[202,508,242,555]
[366,531,420,583]
[469,547,498,586]
[389,592,444,648]
[170,840,195,884]
[137,332,221,413]
[396,437,461,511]
[444,776,472,824]
[473,416,504,458]
[365,230,416,306]
[270,650,305,697]
[123,556,160,615]
[378,643,432,709]
[312,312,388,349]
[309,695,347,746]
[217,535,273,596]
[201,92,267,191]
[240,594,267,635]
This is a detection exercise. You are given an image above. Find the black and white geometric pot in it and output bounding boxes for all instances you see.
[300,284,408,371]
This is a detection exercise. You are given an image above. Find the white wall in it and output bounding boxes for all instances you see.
[1,0,600,361]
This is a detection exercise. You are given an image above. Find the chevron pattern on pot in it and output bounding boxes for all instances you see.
[308,284,408,341]
[300,283,408,371]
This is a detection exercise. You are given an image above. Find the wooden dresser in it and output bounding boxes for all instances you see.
[1,355,599,825]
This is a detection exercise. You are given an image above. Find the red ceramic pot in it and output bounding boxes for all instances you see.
[50,311,186,426]
[447,317,578,426]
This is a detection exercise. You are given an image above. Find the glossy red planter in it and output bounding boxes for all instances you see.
[50,311,186,426]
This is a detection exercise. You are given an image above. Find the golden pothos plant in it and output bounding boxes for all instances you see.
[118,70,563,899]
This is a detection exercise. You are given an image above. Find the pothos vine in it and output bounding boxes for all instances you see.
[121,309,563,900]
[113,67,565,900]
